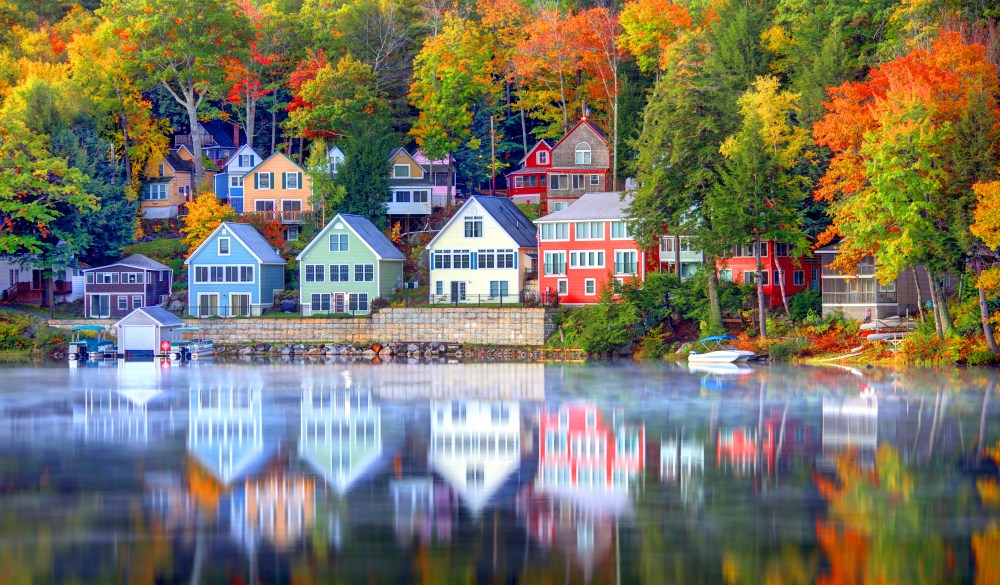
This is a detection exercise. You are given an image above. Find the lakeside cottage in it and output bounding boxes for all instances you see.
[815,244,929,320]
[83,254,173,319]
[717,242,821,308]
[241,152,313,242]
[185,222,286,317]
[214,145,263,213]
[535,191,656,305]
[425,196,538,304]
[140,150,195,219]
[506,140,552,205]
[544,118,610,214]
[295,213,405,316]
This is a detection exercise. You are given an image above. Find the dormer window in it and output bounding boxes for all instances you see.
[537,150,549,165]
[575,143,592,165]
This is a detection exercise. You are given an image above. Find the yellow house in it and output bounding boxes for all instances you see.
[243,152,314,236]
[140,150,194,219]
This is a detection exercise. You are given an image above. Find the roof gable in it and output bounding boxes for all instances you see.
[185,222,286,265]
[296,214,406,261]
[115,306,184,328]
[426,196,538,250]
[245,150,304,176]
[536,191,632,223]
[86,254,170,272]
[552,118,608,154]
[389,148,425,178]
[224,145,262,171]
[518,140,552,166]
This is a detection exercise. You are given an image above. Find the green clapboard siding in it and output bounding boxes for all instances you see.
[298,218,392,313]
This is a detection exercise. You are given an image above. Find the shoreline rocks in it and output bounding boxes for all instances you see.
[214,341,585,362]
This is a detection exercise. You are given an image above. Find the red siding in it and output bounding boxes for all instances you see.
[538,403,645,485]
[716,241,821,308]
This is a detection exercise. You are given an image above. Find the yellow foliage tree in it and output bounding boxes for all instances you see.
[181,193,237,254]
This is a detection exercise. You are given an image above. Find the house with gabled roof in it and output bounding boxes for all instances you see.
[173,120,243,169]
[506,140,552,204]
[388,147,433,218]
[426,196,538,304]
[141,150,195,218]
[536,191,657,304]
[299,388,385,495]
[83,254,173,318]
[185,222,286,317]
[214,144,262,213]
[295,213,405,315]
[545,118,610,214]
[242,151,313,241]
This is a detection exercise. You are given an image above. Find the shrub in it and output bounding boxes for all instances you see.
[789,290,822,322]
[898,327,960,364]
[369,297,390,314]
[769,338,808,362]
[635,326,670,359]
[968,349,999,366]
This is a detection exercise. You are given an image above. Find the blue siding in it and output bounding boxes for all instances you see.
[215,173,229,199]
[230,194,244,213]
[187,226,280,315]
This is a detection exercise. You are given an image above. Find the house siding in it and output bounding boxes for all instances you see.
[140,158,190,217]
[83,264,172,318]
[720,241,821,309]
[545,122,610,212]
[378,261,403,298]
[389,150,433,215]
[298,219,393,315]
[243,154,313,216]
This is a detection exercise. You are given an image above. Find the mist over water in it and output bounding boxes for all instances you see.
[0,360,997,583]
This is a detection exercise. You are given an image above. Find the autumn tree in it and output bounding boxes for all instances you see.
[286,54,381,140]
[970,178,1000,354]
[99,0,251,188]
[409,14,491,203]
[181,192,238,252]
[335,110,396,228]
[618,0,692,77]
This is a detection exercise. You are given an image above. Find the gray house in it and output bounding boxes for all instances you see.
[816,244,931,320]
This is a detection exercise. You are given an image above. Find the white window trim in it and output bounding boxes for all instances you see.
[229,292,252,317]
[191,264,257,284]
[280,199,303,212]
[258,173,272,190]
[393,164,411,178]
[557,279,568,295]
[284,172,300,190]
[218,237,230,256]
[614,249,639,276]
[254,199,276,212]
[569,250,606,269]
[549,173,569,190]
[584,278,596,295]
[539,222,570,242]
[537,151,549,165]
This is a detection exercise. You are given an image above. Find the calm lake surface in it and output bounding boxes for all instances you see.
[1,360,999,584]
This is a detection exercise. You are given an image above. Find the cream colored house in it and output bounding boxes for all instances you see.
[425,196,538,304]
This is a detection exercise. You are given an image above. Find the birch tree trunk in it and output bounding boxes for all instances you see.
[980,284,997,354]
[913,269,925,324]
[933,275,954,335]
[778,266,790,316]
[928,272,944,338]
[755,234,767,338]
[706,257,723,334]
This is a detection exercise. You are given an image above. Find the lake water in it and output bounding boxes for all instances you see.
[0,360,998,584]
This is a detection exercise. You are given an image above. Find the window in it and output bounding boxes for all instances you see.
[537,151,549,165]
[395,190,410,202]
[812,267,819,283]
[305,264,325,282]
[413,190,428,202]
[143,184,168,200]
[218,238,230,256]
[572,174,586,189]
[614,250,638,275]
[348,293,369,311]
[526,176,538,187]
[544,251,566,276]
[329,264,349,281]
[433,250,471,270]
[354,264,374,282]
[393,164,410,178]
[255,200,274,212]
[776,243,791,257]
[132,295,143,308]
[569,250,605,268]
[557,279,568,295]
[549,174,569,190]
[719,269,733,282]
[158,163,165,176]
[553,202,568,211]
[794,270,804,286]
[464,215,483,238]
[611,221,631,239]
[514,176,524,189]
[435,281,443,295]
[95,272,118,284]
[590,174,600,186]
[282,200,301,213]
[743,271,756,284]
[284,172,300,189]
[286,225,299,241]
[239,154,254,167]
[585,279,596,295]
[479,249,515,269]
[575,142,592,165]
[258,172,272,189]
[122,272,143,284]
[230,175,243,188]
[193,266,253,283]
[575,222,603,240]
[115,296,127,311]
[85,272,93,284]
[761,271,769,285]
[329,233,349,252]
[489,280,509,297]
[540,223,569,241]
[773,270,780,286]
[311,293,331,312]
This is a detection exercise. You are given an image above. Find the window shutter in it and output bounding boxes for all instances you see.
[297,172,302,188]
[513,253,518,269]
[282,172,287,189]
[471,252,478,269]
[269,172,274,188]
[429,252,434,268]
[254,172,259,189]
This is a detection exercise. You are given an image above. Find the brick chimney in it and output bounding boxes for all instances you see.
[233,123,240,149]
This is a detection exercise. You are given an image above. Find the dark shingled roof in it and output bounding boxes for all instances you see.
[202,120,240,149]
[339,214,406,260]
[223,223,286,264]
[166,152,194,173]
[471,196,538,248]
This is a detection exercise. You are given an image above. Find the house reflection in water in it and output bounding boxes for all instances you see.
[391,477,458,546]
[520,403,645,581]
[232,472,315,552]
[429,400,522,516]
[74,388,174,444]
[187,388,275,486]
[299,387,383,496]
[661,437,704,505]
[821,391,878,470]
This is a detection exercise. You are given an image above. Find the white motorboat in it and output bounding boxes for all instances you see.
[168,327,215,360]
[687,335,756,364]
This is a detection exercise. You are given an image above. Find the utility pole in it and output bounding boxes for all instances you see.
[490,115,497,197]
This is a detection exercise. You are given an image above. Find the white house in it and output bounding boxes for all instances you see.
[326,145,345,175]
[214,144,263,213]
[428,400,521,515]
[0,256,80,304]
[425,196,538,304]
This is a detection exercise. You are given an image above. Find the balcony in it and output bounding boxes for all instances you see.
[822,291,898,305]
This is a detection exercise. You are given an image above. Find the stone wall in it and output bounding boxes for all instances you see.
[50,307,556,346]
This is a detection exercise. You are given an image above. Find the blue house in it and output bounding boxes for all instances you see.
[185,222,286,317]
[213,145,262,213]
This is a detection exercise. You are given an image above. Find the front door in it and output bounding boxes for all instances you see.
[31,269,42,290]
[231,293,251,317]
[334,293,346,314]
[198,293,220,318]
[450,281,466,302]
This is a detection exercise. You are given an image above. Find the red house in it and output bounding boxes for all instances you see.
[537,402,645,494]
[717,241,821,308]
[506,140,552,204]
[536,191,658,305]
[544,118,611,214]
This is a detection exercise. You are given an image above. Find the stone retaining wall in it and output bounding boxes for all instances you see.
[49,307,556,346]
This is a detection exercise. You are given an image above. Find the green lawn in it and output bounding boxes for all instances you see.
[123,238,188,263]
[516,203,541,221]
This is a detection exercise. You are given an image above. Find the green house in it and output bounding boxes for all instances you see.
[296,213,405,315]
